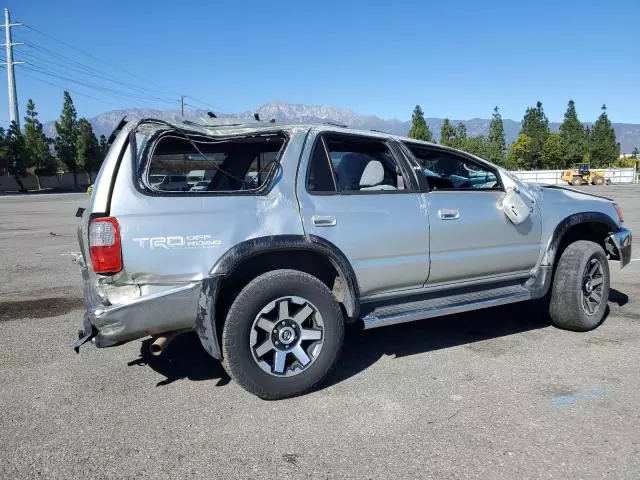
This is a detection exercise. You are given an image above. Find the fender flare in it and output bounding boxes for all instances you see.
[541,211,618,266]
[196,235,360,359]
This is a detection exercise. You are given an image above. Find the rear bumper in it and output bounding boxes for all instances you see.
[607,227,632,268]
[74,266,201,349]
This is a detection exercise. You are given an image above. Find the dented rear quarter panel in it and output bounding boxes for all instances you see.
[107,127,309,284]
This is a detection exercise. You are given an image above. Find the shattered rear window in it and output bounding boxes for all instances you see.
[143,131,286,193]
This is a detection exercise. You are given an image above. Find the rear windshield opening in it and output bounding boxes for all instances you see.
[143,131,286,193]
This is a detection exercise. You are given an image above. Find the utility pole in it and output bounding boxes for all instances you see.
[1,8,23,129]
[180,95,184,116]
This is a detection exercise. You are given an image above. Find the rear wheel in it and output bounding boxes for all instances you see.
[549,240,610,331]
[592,175,605,185]
[571,176,583,186]
[222,269,344,399]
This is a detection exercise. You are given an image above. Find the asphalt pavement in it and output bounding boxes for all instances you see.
[1,187,639,479]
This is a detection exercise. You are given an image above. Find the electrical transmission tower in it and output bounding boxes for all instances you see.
[1,8,22,128]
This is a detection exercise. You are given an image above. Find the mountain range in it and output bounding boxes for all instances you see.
[44,101,640,154]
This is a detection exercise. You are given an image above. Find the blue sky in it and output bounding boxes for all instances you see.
[3,0,639,125]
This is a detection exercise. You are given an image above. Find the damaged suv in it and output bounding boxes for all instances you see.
[74,118,632,399]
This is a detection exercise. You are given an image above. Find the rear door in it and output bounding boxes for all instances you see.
[297,130,430,297]
[403,142,542,285]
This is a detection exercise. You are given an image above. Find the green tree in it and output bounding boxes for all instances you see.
[487,106,506,165]
[54,91,80,186]
[488,106,506,152]
[519,101,549,169]
[540,132,567,169]
[589,104,620,168]
[507,133,533,170]
[460,136,491,159]
[408,105,433,142]
[99,134,109,158]
[6,121,29,191]
[76,118,101,182]
[448,122,467,150]
[615,146,639,168]
[558,100,586,168]
[440,118,455,146]
[0,128,7,175]
[24,99,56,190]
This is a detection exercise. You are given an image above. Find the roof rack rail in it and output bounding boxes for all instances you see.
[323,121,349,128]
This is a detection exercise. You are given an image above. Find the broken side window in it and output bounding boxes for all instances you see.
[143,131,286,193]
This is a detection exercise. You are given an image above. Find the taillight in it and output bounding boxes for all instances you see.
[89,217,122,273]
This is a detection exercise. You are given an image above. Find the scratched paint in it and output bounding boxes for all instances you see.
[552,385,610,406]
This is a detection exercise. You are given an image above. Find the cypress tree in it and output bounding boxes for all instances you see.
[589,105,620,168]
[558,100,586,168]
[488,106,506,152]
[99,135,109,158]
[24,99,56,189]
[6,121,28,191]
[76,118,101,183]
[440,118,455,146]
[54,91,79,186]
[487,106,506,165]
[408,105,433,142]
[520,101,550,169]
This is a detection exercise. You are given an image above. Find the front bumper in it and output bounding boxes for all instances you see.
[607,227,632,268]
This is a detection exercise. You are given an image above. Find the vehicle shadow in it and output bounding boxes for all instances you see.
[324,301,552,388]
[127,333,231,387]
[131,296,621,391]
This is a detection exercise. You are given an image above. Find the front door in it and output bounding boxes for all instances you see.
[402,142,542,285]
[297,130,430,297]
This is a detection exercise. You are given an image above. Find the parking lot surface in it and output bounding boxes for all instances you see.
[1,186,639,479]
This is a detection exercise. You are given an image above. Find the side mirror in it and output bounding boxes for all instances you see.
[502,188,531,225]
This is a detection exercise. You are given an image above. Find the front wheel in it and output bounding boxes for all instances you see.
[222,269,344,399]
[571,176,583,186]
[549,240,610,331]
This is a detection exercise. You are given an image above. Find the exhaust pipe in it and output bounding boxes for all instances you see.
[150,332,178,356]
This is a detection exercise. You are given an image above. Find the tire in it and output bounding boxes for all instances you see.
[222,269,344,399]
[592,175,605,185]
[571,176,583,186]
[549,240,610,331]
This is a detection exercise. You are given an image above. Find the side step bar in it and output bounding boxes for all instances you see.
[361,285,531,329]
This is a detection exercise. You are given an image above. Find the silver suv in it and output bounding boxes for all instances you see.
[74,118,632,399]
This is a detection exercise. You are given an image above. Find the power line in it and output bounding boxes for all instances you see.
[21,63,182,108]
[17,69,123,107]
[21,41,180,100]
[21,23,209,103]
[7,20,227,119]
[18,53,180,105]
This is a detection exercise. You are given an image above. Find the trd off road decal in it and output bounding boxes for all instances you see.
[132,235,222,250]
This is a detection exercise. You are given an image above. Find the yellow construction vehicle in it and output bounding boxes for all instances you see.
[561,163,607,186]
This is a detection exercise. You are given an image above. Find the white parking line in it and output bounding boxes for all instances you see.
[632,258,640,262]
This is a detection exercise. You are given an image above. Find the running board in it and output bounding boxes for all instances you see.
[361,285,531,329]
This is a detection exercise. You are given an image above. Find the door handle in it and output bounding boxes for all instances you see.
[312,215,337,227]
[438,209,460,220]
